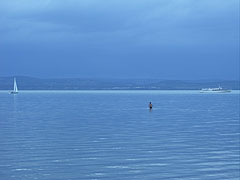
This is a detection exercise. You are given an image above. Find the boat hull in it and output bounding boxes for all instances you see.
[200,90,231,93]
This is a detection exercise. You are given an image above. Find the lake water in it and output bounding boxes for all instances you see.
[0,90,239,180]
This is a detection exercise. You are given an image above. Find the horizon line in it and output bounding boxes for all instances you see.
[0,76,239,81]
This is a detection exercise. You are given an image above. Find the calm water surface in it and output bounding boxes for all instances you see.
[0,90,239,180]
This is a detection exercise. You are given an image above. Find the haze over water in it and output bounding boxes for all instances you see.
[0,90,239,180]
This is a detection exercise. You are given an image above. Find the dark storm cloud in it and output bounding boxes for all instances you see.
[0,0,239,79]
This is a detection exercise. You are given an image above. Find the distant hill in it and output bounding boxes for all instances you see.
[0,76,239,90]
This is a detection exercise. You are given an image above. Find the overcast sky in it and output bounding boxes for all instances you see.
[0,0,239,79]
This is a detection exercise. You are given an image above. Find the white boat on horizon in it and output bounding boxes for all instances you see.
[9,78,18,94]
[200,86,231,93]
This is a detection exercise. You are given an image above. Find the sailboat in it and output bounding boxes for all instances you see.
[10,78,18,94]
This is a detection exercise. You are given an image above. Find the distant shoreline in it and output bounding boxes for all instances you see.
[0,77,239,90]
[1,90,240,93]
[2,88,240,90]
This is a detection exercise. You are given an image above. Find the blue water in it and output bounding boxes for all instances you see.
[0,90,239,180]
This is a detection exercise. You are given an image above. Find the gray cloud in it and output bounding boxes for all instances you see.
[0,0,238,45]
[0,0,239,79]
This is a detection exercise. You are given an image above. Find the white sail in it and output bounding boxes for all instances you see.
[14,78,18,92]
[9,77,19,94]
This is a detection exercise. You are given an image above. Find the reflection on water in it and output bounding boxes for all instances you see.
[0,91,239,180]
